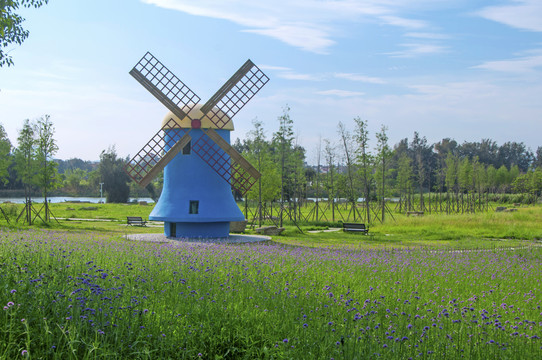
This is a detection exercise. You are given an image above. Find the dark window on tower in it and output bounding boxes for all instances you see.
[189,200,199,214]
[182,141,191,155]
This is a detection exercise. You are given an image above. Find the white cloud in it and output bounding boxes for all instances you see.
[259,65,293,71]
[334,73,386,84]
[378,15,427,29]
[473,49,542,73]
[317,89,365,97]
[387,43,448,57]
[141,0,434,53]
[243,25,334,54]
[277,72,322,81]
[405,32,450,40]
[477,0,542,32]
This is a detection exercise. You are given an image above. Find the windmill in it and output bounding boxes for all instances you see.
[125,52,269,238]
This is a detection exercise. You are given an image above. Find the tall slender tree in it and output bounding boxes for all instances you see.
[353,117,372,223]
[375,125,391,222]
[338,121,358,220]
[273,105,295,226]
[323,138,337,222]
[0,123,12,185]
[411,132,428,210]
[13,119,38,224]
[35,115,60,220]
[245,119,280,225]
[396,153,413,212]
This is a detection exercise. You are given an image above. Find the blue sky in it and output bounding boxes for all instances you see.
[1,0,541,162]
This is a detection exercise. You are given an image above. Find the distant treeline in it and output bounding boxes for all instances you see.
[233,109,542,213]
[2,110,540,205]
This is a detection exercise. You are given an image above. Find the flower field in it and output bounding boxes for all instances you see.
[1,229,541,359]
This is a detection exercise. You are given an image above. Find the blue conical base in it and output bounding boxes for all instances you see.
[149,128,244,238]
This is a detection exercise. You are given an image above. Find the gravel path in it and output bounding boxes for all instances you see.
[124,233,271,245]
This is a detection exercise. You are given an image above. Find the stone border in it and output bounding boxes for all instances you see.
[124,233,271,245]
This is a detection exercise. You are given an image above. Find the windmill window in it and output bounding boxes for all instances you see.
[189,200,199,214]
[182,141,191,155]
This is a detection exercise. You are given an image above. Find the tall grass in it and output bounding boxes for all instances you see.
[1,229,541,359]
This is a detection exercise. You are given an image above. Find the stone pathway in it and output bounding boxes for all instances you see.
[307,227,342,234]
[124,233,271,245]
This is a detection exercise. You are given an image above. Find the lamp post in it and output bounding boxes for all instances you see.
[99,182,104,203]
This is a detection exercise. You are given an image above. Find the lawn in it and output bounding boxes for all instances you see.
[1,202,541,250]
[1,228,541,359]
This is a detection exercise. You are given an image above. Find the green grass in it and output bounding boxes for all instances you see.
[266,205,542,250]
[1,229,541,359]
[2,202,542,251]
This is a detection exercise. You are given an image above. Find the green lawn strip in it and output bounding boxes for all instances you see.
[1,202,541,249]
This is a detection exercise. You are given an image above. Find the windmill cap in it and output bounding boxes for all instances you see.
[162,104,234,130]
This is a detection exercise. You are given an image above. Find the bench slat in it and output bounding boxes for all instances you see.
[342,222,368,234]
[127,216,147,226]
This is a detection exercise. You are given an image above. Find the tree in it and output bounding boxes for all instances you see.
[99,146,130,203]
[353,117,372,223]
[397,153,413,212]
[535,147,542,169]
[444,153,458,212]
[375,125,391,221]
[323,138,337,221]
[245,119,280,225]
[410,132,429,210]
[273,105,295,226]
[35,115,60,219]
[497,141,533,172]
[13,119,38,223]
[495,165,509,192]
[486,165,497,193]
[0,123,12,184]
[338,121,358,219]
[63,168,88,193]
[1,0,49,67]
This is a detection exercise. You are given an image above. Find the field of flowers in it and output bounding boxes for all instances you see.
[1,229,541,359]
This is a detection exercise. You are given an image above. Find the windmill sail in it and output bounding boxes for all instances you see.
[125,119,192,187]
[201,60,269,129]
[126,52,201,186]
[192,128,261,195]
[126,53,269,195]
[194,60,269,194]
[130,52,200,120]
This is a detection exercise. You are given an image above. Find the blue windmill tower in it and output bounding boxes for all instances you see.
[125,52,269,238]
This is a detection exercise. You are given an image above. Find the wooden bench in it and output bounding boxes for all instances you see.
[342,222,368,234]
[127,216,147,226]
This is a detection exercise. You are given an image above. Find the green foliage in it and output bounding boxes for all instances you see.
[99,146,130,203]
[0,0,49,67]
[374,126,392,198]
[12,118,38,195]
[244,119,280,202]
[272,105,307,204]
[35,115,61,198]
[396,153,413,195]
[0,123,12,184]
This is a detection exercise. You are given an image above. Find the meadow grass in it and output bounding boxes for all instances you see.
[1,228,541,359]
[1,202,541,250]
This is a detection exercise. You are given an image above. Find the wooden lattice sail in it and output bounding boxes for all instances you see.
[124,52,269,195]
